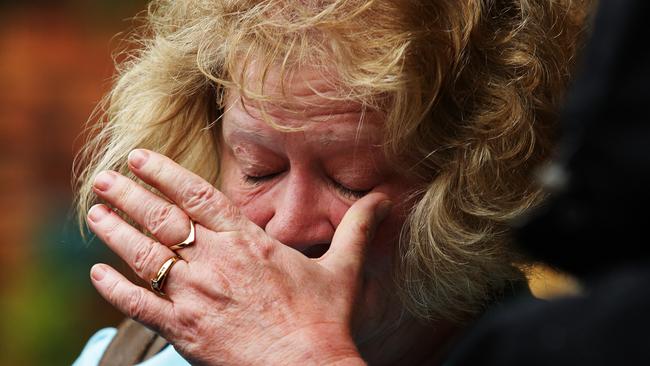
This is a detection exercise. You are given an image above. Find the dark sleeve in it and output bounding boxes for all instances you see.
[445,267,650,366]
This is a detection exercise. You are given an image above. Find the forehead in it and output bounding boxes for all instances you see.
[221,65,385,148]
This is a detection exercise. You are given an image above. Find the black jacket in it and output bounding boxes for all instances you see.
[447,1,650,364]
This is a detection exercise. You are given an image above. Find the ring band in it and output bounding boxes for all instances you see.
[169,220,195,251]
[150,255,181,296]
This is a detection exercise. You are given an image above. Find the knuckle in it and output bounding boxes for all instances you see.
[353,217,372,240]
[125,287,146,319]
[181,181,217,210]
[210,204,242,230]
[228,231,250,248]
[178,327,202,356]
[357,219,371,235]
[102,218,121,243]
[211,271,235,301]
[172,306,206,350]
[175,305,200,331]
[249,237,275,260]
[145,203,174,236]
[105,277,120,302]
[115,178,134,204]
[133,238,157,276]
[156,321,175,341]
[150,160,165,181]
[189,268,234,307]
[220,203,241,223]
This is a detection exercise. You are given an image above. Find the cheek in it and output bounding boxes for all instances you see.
[220,177,273,229]
[220,158,351,229]
[219,151,269,225]
[221,148,413,261]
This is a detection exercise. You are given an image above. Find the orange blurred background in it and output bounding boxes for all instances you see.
[0,2,145,364]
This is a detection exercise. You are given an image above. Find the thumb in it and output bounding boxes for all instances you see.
[321,192,393,275]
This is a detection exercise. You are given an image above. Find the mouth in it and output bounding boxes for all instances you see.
[300,243,331,258]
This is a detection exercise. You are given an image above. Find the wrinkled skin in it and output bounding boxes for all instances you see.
[87,68,446,365]
[218,87,430,347]
[88,149,391,365]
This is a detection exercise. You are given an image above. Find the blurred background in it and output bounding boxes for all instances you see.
[0,1,146,364]
[0,1,577,365]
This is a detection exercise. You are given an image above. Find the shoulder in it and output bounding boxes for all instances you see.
[72,321,190,366]
[72,328,117,366]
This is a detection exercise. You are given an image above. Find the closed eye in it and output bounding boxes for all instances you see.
[330,180,371,199]
[242,172,282,186]
[242,172,371,199]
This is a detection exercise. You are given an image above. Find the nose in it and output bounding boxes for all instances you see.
[263,172,334,252]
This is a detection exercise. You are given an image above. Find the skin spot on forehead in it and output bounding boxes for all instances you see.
[232,145,264,171]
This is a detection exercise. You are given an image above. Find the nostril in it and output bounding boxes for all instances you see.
[300,243,331,258]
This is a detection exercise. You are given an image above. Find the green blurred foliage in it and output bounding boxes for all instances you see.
[0,205,122,365]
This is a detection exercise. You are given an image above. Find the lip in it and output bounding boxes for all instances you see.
[300,243,331,258]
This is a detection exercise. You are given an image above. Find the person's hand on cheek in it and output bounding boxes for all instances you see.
[86,149,392,366]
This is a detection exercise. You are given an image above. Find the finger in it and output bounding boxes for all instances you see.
[87,204,189,292]
[321,193,392,275]
[92,170,193,247]
[127,149,252,232]
[90,263,174,332]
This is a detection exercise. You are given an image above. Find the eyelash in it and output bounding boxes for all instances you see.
[241,173,370,199]
[242,173,280,186]
[330,180,370,199]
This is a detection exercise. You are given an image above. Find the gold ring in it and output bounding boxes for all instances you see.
[150,255,181,296]
[169,220,195,251]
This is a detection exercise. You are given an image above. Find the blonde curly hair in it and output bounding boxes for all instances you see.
[74,0,591,322]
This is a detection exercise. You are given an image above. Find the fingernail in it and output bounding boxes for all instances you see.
[88,204,109,222]
[91,264,107,281]
[376,200,393,222]
[93,171,116,191]
[128,149,149,169]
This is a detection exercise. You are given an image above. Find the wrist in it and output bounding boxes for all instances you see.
[266,323,365,366]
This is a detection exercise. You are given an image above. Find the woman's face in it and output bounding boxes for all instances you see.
[218,67,423,336]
